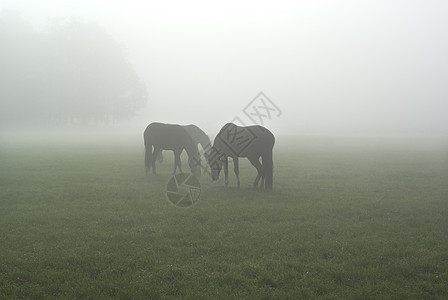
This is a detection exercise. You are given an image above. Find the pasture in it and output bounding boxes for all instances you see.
[1,133,447,299]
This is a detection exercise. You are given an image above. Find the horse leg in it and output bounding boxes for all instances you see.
[145,145,152,175]
[233,157,240,188]
[248,156,263,189]
[223,156,229,187]
[152,146,161,175]
[261,151,273,189]
[173,150,183,175]
[157,151,164,163]
[259,156,266,189]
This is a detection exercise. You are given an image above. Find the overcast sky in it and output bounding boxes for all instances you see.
[2,0,447,137]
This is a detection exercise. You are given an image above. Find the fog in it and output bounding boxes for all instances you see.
[1,0,448,138]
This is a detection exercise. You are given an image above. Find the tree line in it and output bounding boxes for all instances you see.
[0,10,147,128]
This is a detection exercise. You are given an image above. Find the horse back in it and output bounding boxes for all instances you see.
[144,122,191,150]
[215,123,274,158]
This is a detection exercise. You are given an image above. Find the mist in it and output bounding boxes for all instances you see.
[2,2,448,298]
[1,0,448,138]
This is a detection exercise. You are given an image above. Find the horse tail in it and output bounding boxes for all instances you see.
[145,147,153,174]
[263,150,273,189]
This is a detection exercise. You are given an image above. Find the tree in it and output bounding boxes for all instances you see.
[0,11,148,128]
[47,18,148,126]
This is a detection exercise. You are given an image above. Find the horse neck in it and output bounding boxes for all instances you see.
[197,134,211,153]
[184,138,198,157]
[186,125,211,153]
[210,140,225,158]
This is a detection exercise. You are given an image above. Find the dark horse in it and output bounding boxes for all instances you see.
[183,124,212,160]
[157,124,212,169]
[209,123,275,189]
[144,123,201,177]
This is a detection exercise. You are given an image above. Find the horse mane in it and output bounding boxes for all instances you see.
[184,124,211,153]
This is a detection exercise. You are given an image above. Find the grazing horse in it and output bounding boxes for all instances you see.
[209,123,275,189]
[144,123,201,177]
[183,124,212,163]
[157,124,212,172]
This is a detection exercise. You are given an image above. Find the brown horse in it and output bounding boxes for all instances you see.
[144,123,201,177]
[156,124,212,171]
[209,123,275,189]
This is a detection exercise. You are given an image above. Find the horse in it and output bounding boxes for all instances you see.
[143,123,201,177]
[156,124,212,168]
[183,124,212,162]
[209,123,275,189]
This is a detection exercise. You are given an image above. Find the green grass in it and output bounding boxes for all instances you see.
[1,134,447,299]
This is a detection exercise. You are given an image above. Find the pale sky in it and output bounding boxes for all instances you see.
[2,0,448,137]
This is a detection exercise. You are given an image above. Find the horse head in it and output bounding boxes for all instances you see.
[209,147,226,181]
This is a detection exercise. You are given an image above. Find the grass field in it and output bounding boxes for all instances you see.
[1,133,447,299]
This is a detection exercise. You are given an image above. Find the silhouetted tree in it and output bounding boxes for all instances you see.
[0,11,147,128]
[47,18,147,126]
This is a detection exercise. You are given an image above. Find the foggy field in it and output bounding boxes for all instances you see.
[2,1,448,298]
[1,135,447,299]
